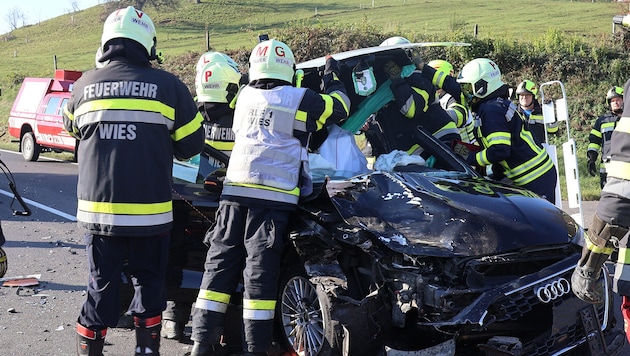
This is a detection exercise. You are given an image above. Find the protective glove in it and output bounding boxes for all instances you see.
[384,60,402,79]
[324,55,340,77]
[451,140,471,159]
[452,139,481,159]
[408,48,424,70]
[587,150,598,177]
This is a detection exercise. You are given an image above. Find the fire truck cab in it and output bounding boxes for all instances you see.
[7,69,81,161]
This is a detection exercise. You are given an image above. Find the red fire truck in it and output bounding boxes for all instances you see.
[7,69,81,161]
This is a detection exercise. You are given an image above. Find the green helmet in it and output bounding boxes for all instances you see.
[606,86,624,106]
[456,58,505,104]
[379,36,411,46]
[248,39,295,82]
[516,80,538,98]
[195,54,241,103]
[101,6,157,58]
[428,59,454,76]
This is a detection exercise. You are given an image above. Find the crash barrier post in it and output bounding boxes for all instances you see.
[540,81,584,227]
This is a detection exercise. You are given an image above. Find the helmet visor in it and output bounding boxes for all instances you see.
[460,82,474,100]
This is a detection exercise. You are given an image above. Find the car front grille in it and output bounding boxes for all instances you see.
[487,263,611,355]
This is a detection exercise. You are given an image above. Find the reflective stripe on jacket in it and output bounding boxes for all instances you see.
[62,60,204,236]
[588,112,620,162]
[472,97,555,186]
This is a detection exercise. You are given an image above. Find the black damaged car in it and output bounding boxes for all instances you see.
[167,43,625,356]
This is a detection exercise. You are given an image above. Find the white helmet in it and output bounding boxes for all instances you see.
[456,58,505,102]
[248,39,295,82]
[101,6,157,58]
[380,36,411,46]
[195,55,241,103]
[195,51,239,75]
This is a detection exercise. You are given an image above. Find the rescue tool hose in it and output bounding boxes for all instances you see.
[0,157,31,216]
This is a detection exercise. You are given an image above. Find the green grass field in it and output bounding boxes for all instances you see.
[0,0,625,77]
[0,0,623,199]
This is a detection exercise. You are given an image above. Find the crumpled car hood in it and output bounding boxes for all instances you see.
[328,171,573,257]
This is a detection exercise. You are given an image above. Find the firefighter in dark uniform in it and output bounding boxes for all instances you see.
[423,59,476,143]
[587,86,624,188]
[195,51,242,180]
[571,78,630,344]
[189,39,350,355]
[515,80,558,144]
[63,6,204,355]
[162,51,242,342]
[456,58,557,204]
[365,37,460,156]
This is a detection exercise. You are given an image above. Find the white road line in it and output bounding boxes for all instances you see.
[0,189,77,221]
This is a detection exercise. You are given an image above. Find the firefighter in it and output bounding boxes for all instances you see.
[571,78,630,344]
[424,59,476,143]
[161,51,243,342]
[515,80,558,144]
[456,58,557,204]
[365,37,460,156]
[63,6,204,356]
[195,51,242,179]
[587,86,624,189]
[189,39,350,355]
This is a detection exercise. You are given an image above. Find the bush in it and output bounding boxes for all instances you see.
[159,22,630,201]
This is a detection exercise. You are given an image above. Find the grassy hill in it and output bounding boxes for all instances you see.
[0,0,625,77]
[0,0,627,200]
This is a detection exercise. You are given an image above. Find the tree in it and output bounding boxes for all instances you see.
[117,0,181,11]
[5,7,26,31]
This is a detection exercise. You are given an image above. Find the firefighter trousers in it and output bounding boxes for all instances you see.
[78,232,170,330]
[597,191,630,296]
[192,202,288,353]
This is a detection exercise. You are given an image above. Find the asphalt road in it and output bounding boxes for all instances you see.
[0,151,197,355]
[0,149,627,355]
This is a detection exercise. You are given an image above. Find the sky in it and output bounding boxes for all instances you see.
[1,0,103,34]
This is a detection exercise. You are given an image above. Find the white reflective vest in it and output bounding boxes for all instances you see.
[224,85,307,204]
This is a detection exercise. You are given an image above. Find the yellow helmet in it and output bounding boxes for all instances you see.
[195,54,241,103]
[101,6,157,58]
[248,39,295,82]
[428,59,454,76]
[456,58,505,103]
[606,86,624,106]
[516,80,538,98]
[379,36,411,46]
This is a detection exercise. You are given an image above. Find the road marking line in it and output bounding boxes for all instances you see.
[0,189,77,221]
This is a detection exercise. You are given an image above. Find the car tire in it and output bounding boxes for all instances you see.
[276,266,344,356]
[21,132,40,162]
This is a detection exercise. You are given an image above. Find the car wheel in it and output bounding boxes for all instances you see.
[277,268,342,356]
[21,132,40,162]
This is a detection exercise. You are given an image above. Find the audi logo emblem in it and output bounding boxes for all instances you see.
[534,278,571,303]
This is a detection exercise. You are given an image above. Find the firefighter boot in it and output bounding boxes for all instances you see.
[76,323,106,356]
[189,341,225,356]
[622,296,630,343]
[571,243,610,304]
[162,319,185,341]
[134,316,162,355]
